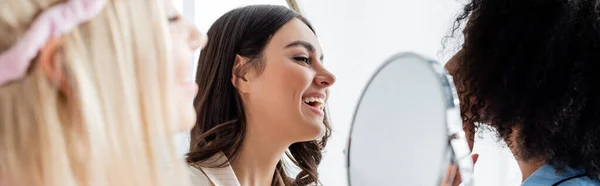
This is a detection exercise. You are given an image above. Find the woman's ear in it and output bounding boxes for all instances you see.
[232,54,251,93]
[38,37,69,94]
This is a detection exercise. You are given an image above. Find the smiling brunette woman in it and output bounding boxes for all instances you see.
[186,5,336,186]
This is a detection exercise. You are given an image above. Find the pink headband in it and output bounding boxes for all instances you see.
[0,0,107,86]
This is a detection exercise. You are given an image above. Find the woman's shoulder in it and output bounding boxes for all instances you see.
[186,165,213,185]
[187,152,241,186]
[522,165,600,186]
[187,163,241,186]
[560,176,600,186]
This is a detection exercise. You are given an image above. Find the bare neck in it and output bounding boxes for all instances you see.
[229,120,291,186]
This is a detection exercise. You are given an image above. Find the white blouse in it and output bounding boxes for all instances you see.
[187,152,241,186]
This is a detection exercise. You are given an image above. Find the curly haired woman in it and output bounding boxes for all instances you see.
[446,0,600,185]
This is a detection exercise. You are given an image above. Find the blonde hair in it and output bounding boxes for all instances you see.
[0,0,190,186]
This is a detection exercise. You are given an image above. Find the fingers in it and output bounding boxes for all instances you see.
[442,153,479,186]
[441,164,460,186]
[472,153,479,165]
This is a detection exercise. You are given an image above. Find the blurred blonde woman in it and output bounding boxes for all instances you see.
[0,0,204,185]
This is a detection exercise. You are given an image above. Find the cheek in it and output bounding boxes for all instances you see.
[445,58,458,76]
[278,66,312,113]
[254,62,312,108]
[445,59,466,91]
[169,28,192,79]
[281,66,310,88]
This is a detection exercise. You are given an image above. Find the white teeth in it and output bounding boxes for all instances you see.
[302,97,326,110]
[302,97,324,104]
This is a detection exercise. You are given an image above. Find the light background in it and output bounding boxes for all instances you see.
[173,0,522,185]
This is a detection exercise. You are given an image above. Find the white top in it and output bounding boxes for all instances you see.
[187,152,241,186]
[187,152,319,186]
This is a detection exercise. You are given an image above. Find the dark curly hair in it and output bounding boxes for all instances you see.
[449,0,600,177]
[186,5,329,186]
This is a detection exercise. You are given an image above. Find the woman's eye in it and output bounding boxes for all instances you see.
[293,57,310,64]
[168,15,181,23]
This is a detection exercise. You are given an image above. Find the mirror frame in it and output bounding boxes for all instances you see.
[286,0,303,15]
[345,52,474,186]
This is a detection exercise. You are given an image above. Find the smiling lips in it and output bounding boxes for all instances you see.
[302,96,325,111]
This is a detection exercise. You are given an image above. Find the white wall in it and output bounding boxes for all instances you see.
[175,0,522,185]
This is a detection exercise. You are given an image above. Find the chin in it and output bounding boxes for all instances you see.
[298,121,326,141]
[177,110,196,132]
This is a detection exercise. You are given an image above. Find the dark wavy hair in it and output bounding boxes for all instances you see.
[450,0,600,177]
[186,5,330,186]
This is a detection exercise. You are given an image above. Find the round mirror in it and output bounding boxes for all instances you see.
[346,52,473,186]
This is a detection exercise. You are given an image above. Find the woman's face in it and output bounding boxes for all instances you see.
[445,49,475,150]
[445,49,461,88]
[241,18,336,142]
[164,0,205,131]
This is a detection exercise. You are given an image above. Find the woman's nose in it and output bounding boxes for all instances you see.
[187,21,206,50]
[314,69,336,87]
